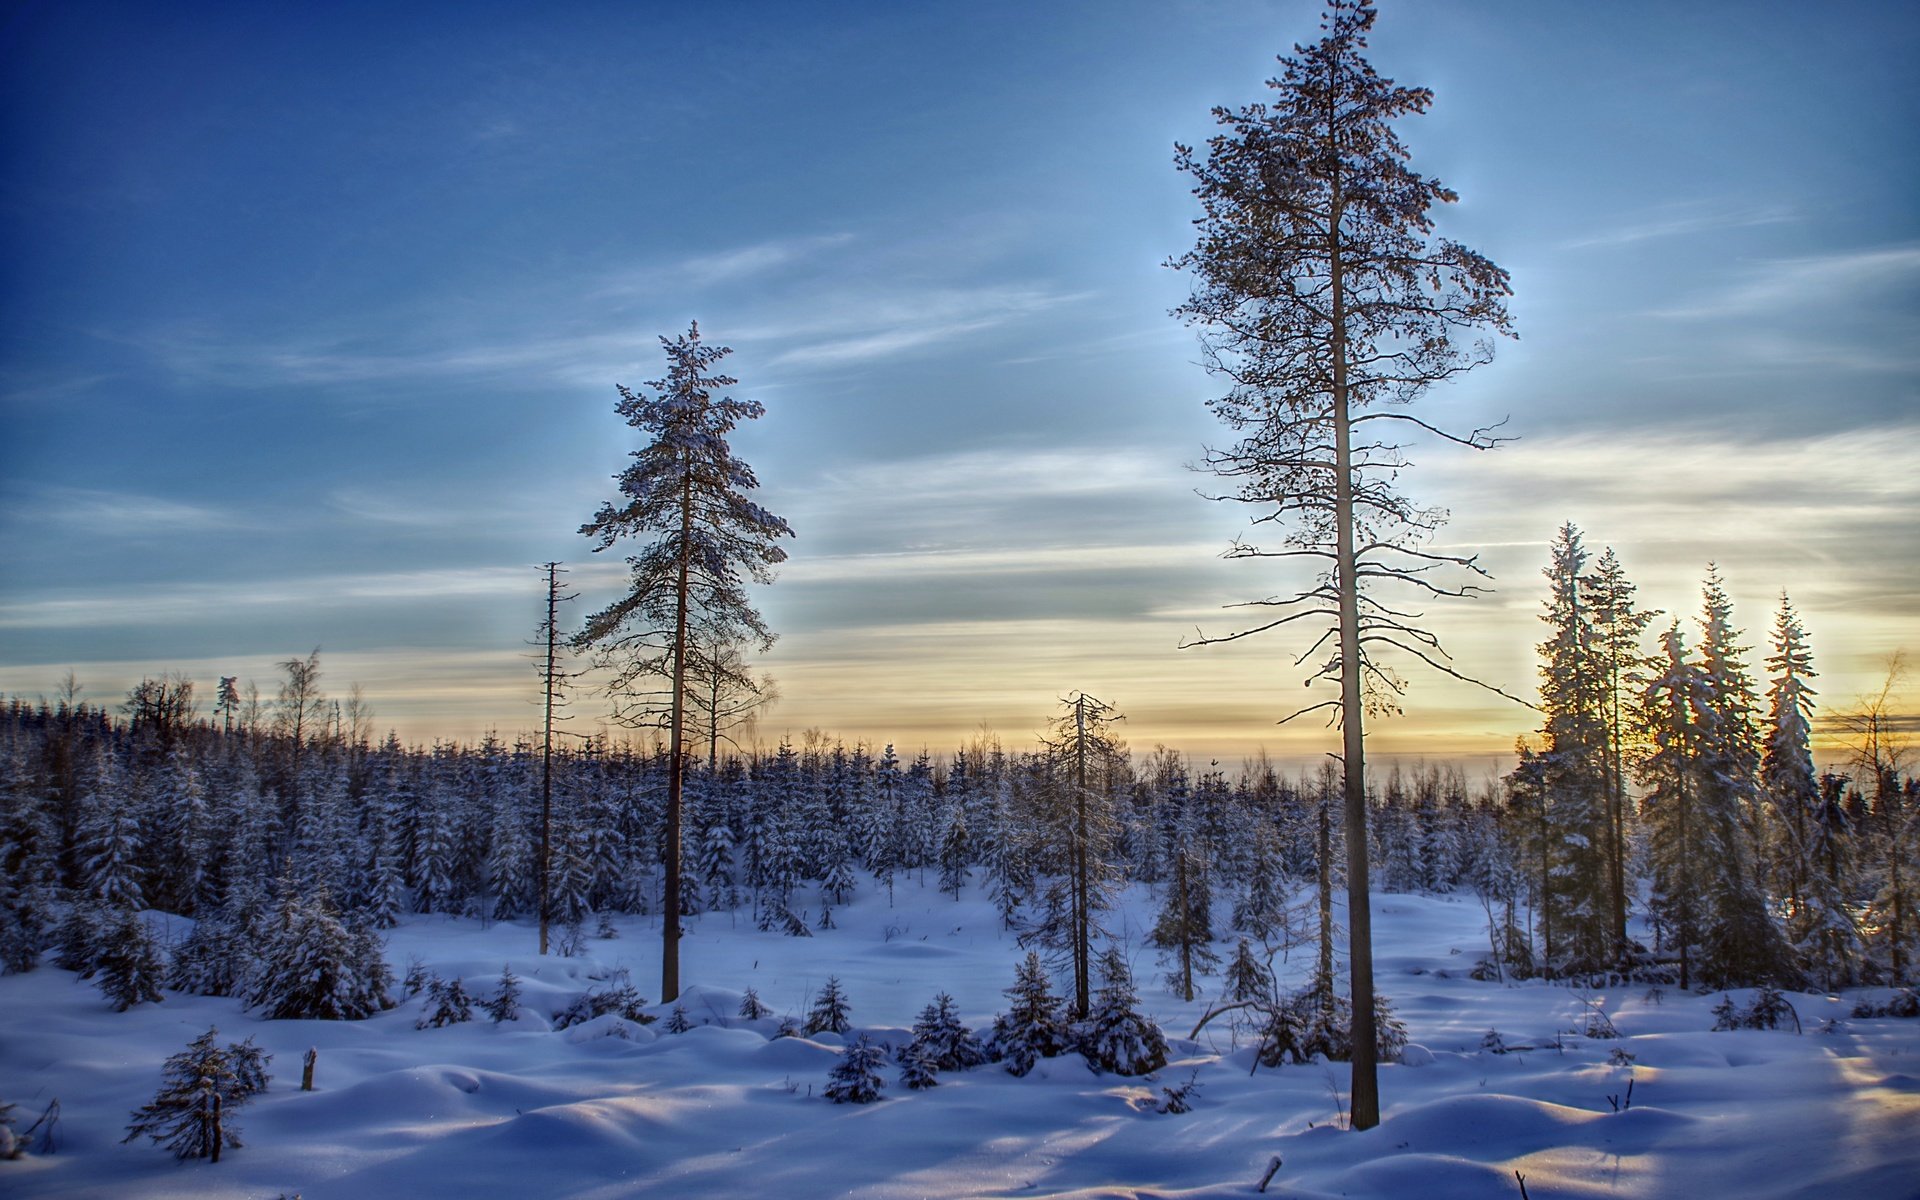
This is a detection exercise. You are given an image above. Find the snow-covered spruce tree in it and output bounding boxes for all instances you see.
[1078,947,1168,1076]
[170,907,249,997]
[0,893,43,976]
[1693,569,1799,989]
[1169,0,1514,1130]
[575,322,794,1004]
[1225,937,1271,1003]
[907,991,987,1072]
[664,1004,692,1034]
[937,805,971,899]
[738,986,771,1020]
[804,976,852,1036]
[989,951,1069,1077]
[79,757,144,910]
[1586,546,1656,960]
[824,1034,887,1104]
[53,898,107,977]
[95,906,165,1011]
[1151,845,1219,1003]
[898,1042,939,1090]
[416,975,473,1029]
[1232,825,1287,939]
[1521,523,1613,976]
[1639,623,1713,989]
[123,1027,270,1162]
[1763,596,1859,989]
[247,892,393,1021]
[481,965,521,1023]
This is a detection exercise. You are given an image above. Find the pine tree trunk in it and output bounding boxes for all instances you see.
[1318,781,1336,1013]
[1072,696,1091,1020]
[662,475,694,1004]
[1329,157,1379,1131]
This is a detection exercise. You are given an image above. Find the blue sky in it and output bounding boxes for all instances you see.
[3,0,1915,765]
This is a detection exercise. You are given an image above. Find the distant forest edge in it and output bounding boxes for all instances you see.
[2,517,1914,1003]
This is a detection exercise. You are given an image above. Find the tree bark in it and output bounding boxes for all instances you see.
[662,475,694,1003]
[1330,158,1380,1132]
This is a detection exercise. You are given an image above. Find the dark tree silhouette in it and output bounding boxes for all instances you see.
[576,323,794,1001]
[1170,0,1514,1129]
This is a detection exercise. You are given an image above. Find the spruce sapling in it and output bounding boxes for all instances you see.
[805,976,852,1035]
[124,1027,271,1161]
[824,1035,887,1104]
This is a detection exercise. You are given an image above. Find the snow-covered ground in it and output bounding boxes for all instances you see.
[4,878,1917,1199]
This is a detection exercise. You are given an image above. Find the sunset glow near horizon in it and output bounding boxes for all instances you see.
[2,1,1915,771]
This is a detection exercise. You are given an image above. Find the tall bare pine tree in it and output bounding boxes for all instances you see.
[1171,0,1513,1129]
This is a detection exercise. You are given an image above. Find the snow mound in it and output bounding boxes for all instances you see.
[1329,1152,1531,1200]
[1382,1092,1599,1152]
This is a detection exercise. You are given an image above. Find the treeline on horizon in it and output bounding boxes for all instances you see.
[1,513,1914,1004]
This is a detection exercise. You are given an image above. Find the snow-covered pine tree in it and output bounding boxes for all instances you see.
[1525,523,1613,976]
[1225,937,1271,1003]
[53,898,106,977]
[1232,825,1287,938]
[141,745,207,915]
[804,976,852,1035]
[1639,621,1713,989]
[0,887,44,976]
[95,906,165,1010]
[123,1027,269,1161]
[664,1004,692,1033]
[574,322,795,1004]
[1585,545,1656,960]
[988,951,1068,1077]
[1762,595,1858,988]
[79,754,144,910]
[695,813,736,912]
[738,985,770,1020]
[1150,846,1219,1002]
[898,1042,939,1090]
[247,892,392,1021]
[824,1034,886,1104]
[484,777,534,922]
[1078,946,1168,1076]
[416,975,473,1029]
[906,991,987,1071]
[481,964,521,1023]
[1693,568,1798,988]
[937,805,971,899]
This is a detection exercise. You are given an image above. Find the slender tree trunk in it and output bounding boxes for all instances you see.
[1676,763,1692,992]
[1317,778,1336,1013]
[662,477,694,1003]
[1607,672,1629,965]
[1329,164,1379,1131]
[540,562,562,956]
[1072,695,1091,1019]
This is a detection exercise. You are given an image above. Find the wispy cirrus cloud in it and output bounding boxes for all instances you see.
[812,445,1183,504]
[596,232,858,295]
[1560,202,1796,250]
[758,285,1091,368]
[1645,243,1920,320]
[1,486,256,533]
[0,563,627,630]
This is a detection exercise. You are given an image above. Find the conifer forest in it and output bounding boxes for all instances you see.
[3,1,1916,1197]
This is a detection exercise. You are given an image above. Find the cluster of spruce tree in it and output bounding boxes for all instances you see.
[1501,524,1917,990]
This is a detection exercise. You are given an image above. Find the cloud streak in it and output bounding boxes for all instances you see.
[1,486,256,533]
[1560,202,1796,250]
[1646,244,1920,320]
